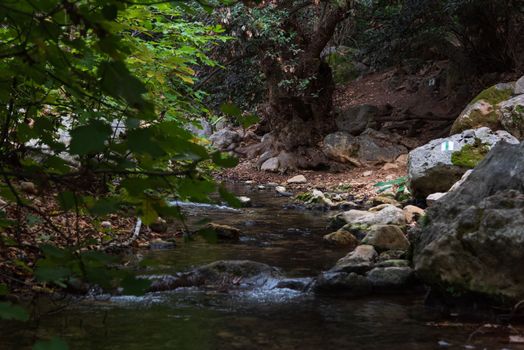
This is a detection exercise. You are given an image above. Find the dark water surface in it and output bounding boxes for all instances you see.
[1,184,522,350]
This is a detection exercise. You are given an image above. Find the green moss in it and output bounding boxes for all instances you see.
[336,183,352,192]
[341,223,370,234]
[451,138,490,169]
[327,48,360,84]
[471,85,513,105]
[295,192,313,202]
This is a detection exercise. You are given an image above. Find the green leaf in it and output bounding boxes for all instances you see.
[26,214,44,227]
[212,151,238,168]
[237,114,259,129]
[88,197,120,216]
[33,337,69,350]
[197,227,218,244]
[218,184,241,208]
[100,61,148,109]
[141,199,158,225]
[57,191,78,212]
[69,120,112,155]
[102,5,118,20]
[0,283,8,296]
[0,302,29,321]
[121,275,151,296]
[220,103,241,117]
[34,266,72,284]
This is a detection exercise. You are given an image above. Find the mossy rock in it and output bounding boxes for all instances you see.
[471,84,513,105]
[451,138,490,169]
[450,83,513,135]
[499,95,524,140]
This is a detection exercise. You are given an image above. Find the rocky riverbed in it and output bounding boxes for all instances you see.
[3,182,523,349]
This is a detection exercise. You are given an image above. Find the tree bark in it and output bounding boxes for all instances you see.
[259,1,353,170]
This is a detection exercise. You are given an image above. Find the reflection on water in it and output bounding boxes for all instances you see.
[1,184,522,350]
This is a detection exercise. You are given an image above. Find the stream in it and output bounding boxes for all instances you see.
[0,183,520,349]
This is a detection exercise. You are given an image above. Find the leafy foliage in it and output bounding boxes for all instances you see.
[374,176,410,201]
[340,0,524,73]
[0,1,237,239]
[0,1,240,339]
[33,337,69,350]
[0,302,30,321]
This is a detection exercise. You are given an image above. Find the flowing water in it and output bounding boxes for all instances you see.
[1,184,521,350]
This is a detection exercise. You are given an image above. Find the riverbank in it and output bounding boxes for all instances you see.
[217,157,408,201]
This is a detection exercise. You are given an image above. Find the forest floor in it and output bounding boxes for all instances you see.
[218,160,406,200]
[221,64,465,198]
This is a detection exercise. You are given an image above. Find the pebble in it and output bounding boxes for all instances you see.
[438,340,451,347]
[100,221,112,229]
[20,181,37,194]
[237,196,252,207]
[275,186,292,197]
[149,239,175,250]
[362,171,373,177]
[381,163,399,171]
[286,175,307,184]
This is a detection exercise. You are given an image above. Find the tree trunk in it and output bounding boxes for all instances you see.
[258,2,352,171]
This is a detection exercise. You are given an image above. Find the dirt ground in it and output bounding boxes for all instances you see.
[218,158,407,200]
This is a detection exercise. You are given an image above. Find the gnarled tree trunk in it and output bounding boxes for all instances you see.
[258,1,353,171]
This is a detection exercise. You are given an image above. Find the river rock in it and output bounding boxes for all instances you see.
[322,131,359,163]
[448,169,473,192]
[515,75,524,95]
[378,250,406,261]
[261,157,280,172]
[323,129,407,164]
[361,225,410,252]
[237,196,252,207]
[20,181,37,194]
[100,221,112,230]
[209,128,242,151]
[372,195,400,207]
[407,127,518,199]
[149,238,175,250]
[312,271,372,295]
[335,104,378,135]
[287,175,307,184]
[338,205,406,226]
[366,267,414,288]
[204,223,241,241]
[149,217,168,233]
[274,277,314,292]
[275,186,292,197]
[322,230,359,247]
[355,129,408,164]
[413,141,524,303]
[450,83,514,135]
[375,259,410,268]
[148,260,282,292]
[381,162,399,171]
[396,154,408,166]
[451,101,499,135]
[499,95,524,140]
[426,192,446,206]
[403,205,424,224]
[331,244,377,274]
